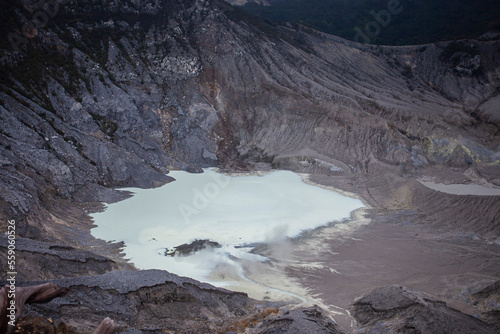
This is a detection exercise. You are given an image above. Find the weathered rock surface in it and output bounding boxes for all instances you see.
[0,283,69,334]
[0,236,130,281]
[16,279,500,334]
[224,0,269,6]
[19,269,343,334]
[352,286,497,334]
[1,0,499,245]
[469,281,500,330]
[250,306,344,334]
[21,269,255,333]
[165,239,221,256]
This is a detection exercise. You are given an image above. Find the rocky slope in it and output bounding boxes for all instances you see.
[225,0,269,6]
[352,286,497,333]
[0,0,498,240]
[1,0,499,242]
[1,0,500,332]
[469,281,500,330]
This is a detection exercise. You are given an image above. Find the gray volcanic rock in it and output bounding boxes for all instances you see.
[250,306,344,334]
[20,269,346,333]
[23,269,254,333]
[0,236,129,281]
[469,281,500,330]
[352,286,496,334]
[21,269,308,334]
[1,0,499,243]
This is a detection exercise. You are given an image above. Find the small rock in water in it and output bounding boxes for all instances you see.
[186,164,204,173]
[165,239,221,256]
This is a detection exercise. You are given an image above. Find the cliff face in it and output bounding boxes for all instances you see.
[1,0,499,243]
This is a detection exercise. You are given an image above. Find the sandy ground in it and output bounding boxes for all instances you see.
[283,216,500,332]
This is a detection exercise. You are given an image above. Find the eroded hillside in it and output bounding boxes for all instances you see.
[0,0,499,332]
[1,0,499,241]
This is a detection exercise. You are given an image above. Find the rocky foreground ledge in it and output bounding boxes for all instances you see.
[8,269,341,334]
[1,269,497,333]
[352,286,498,334]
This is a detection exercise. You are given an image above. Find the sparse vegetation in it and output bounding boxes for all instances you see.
[222,308,280,333]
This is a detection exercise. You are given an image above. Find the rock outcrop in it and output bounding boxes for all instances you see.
[250,306,344,334]
[469,281,500,330]
[21,270,255,333]
[19,269,342,334]
[13,279,500,333]
[0,236,130,282]
[352,286,497,334]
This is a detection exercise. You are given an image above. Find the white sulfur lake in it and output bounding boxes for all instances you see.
[91,169,364,286]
